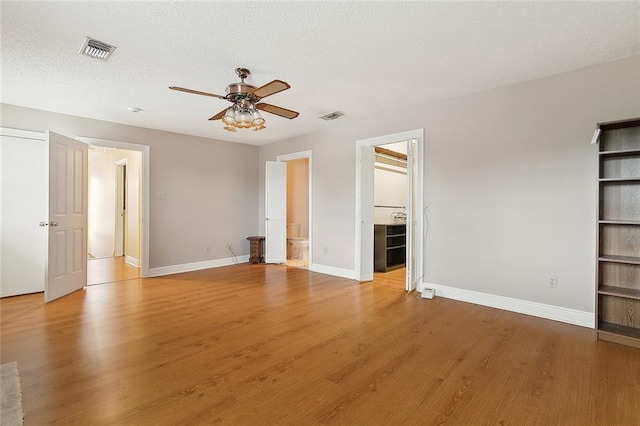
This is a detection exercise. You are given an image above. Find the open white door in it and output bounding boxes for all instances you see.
[114,160,127,257]
[358,145,375,282]
[265,161,286,263]
[405,138,423,292]
[45,131,88,302]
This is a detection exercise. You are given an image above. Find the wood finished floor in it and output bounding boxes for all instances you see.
[87,257,140,286]
[1,264,639,425]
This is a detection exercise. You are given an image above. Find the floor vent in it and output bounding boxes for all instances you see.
[78,37,116,61]
[319,111,345,121]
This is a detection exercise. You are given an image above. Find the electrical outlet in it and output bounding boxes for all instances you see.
[204,246,211,254]
[547,276,558,288]
[323,246,328,255]
[226,243,232,251]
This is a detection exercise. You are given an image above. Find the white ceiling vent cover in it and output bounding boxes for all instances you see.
[319,111,345,121]
[78,37,116,61]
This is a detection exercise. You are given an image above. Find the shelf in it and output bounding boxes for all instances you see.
[599,220,640,225]
[599,255,640,265]
[599,177,640,182]
[598,285,640,300]
[374,224,406,273]
[599,148,640,157]
[598,322,640,340]
[597,119,640,349]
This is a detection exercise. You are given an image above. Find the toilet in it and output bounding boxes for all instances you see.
[287,223,309,261]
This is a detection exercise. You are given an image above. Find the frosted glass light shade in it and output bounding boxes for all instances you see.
[222,108,236,125]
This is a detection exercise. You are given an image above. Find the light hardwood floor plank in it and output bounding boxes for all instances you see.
[1,264,639,425]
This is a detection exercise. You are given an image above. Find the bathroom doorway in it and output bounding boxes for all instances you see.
[276,151,312,269]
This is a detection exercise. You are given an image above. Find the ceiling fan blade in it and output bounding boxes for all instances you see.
[251,80,290,99]
[256,103,299,119]
[169,86,226,100]
[208,108,228,121]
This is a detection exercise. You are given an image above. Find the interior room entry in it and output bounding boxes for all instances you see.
[285,157,310,269]
[80,137,150,279]
[373,141,408,277]
[355,129,424,292]
[265,150,313,266]
[87,146,141,269]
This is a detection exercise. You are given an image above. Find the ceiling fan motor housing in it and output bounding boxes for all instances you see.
[226,82,258,102]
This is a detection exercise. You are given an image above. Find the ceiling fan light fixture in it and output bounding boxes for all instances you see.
[222,108,236,125]
[251,110,265,127]
[235,110,253,125]
[170,68,299,134]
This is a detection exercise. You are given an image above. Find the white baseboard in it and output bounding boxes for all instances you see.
[125,255,140,267]
[149,255,249,277]
[424,282,594,329]
[309,264,357,280]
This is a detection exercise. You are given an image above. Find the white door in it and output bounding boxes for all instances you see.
[0,129,47,297]
[358,145,375,282]
[406,138,417,291]
[265,161,286,263]
[45,131,88,302]
[114,160,126,257]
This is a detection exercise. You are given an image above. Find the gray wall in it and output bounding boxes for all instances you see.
[0,105,259,269]
[259,55,640,313]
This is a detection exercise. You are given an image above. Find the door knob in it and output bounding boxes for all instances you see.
[39,221,48,227]
[49,221,59,227]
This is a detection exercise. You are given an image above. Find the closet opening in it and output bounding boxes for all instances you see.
[373,142,408,288]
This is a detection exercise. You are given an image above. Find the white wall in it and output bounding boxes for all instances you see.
[0,106,260,270]
[259,55,640,314]
[374,167,406,224]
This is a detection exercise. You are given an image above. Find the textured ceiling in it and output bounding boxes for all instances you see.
[1,2,639,146]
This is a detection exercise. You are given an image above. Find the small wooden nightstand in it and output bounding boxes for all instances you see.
[246,236,265,264]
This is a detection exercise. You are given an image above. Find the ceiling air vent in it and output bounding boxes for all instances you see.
[319,111,345,121]
[78,37,116,61]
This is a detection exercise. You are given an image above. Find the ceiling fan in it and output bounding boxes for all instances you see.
[170,68,299,132]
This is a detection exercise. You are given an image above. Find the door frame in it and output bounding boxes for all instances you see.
[78,136,150,278]
[354,129,424,291]
[276,150,313,268]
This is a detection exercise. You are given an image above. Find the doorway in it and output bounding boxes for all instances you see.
[373,141,408,287]
[80,136,151,280]
[284,157,310,269]
[355,129,424,292]
[86,146,141,285]
[265,150,313,267]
